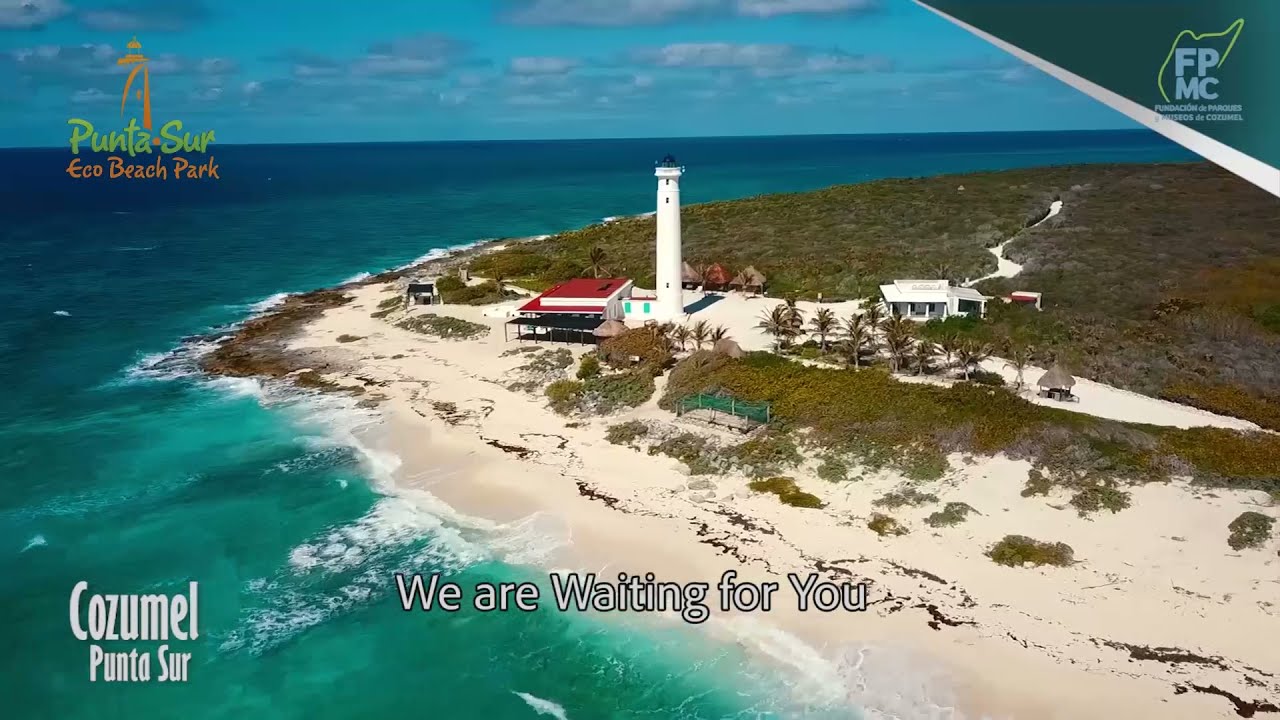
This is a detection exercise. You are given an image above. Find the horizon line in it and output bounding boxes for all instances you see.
[0,127,1159,152]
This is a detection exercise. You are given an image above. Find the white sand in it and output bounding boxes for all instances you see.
[286,281,1280,720]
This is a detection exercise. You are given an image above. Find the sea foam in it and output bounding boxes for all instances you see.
[513,692,570,720]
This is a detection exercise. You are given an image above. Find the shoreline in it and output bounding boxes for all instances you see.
[196,231,1280,719]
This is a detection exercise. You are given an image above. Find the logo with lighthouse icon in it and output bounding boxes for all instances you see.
[64,36,221,180]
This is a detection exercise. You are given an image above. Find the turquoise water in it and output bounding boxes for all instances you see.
[0,132,1193,719]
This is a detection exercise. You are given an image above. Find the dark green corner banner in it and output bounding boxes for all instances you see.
[914,1,1279,197]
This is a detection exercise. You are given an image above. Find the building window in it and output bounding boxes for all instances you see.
[643,302,650,314]
[665,179,670,185]
[624,302,632,313]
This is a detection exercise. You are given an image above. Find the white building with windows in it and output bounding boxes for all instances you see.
[879,280,987,320]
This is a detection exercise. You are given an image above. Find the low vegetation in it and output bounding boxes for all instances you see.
[543,370,656,416]
[395,313,488,340]
[658,351,1280,495]
[1226,511,1275,551]
[867,512,908,536]
[474,163,1280,429]
[873,487,939,509]
[335,334,363,343]
[1068,484,1132,517]
[747,476,825,509]
[925,502,977,527]
[434,275,521,305]
[605,420,648,446]
[371,294,405,319]
[816,456,850,482]
[577,354,602,380]
[987,535,1075,567]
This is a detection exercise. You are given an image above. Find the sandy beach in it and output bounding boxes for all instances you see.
[226,268,1280,720]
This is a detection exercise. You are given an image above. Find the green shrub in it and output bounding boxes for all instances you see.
[582,370,655,413]
[747,476,825,509]
[987,535,1075,567]
[440,279,516,306]
[435,275,465,293]
[377,294,405,310]
[335,334,363,343]
[1021,468,1053,497]
[1226,511,1275,550]
[1159,382,1280,432]
[729,431,802,478]
[816,456,850,482]
[577,354,602,380]
[867,512,907,536]
[873,487,938,509]
[516,348,573,375]
[925,502,976,527]
[545,379,584,415]
[599,328,672,370]
[1068,484,1132,517]
[396,313,488,340]
[605,420,648,446]
[649,432,718,475]
[968,369,1006,387]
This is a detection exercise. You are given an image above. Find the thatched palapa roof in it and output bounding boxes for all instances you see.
[682,261,703,283]
[702,263,732,286]
[731,265,767,287]
[1036,363,1075,389]
[592,319,628,338]
[712,338,745,358]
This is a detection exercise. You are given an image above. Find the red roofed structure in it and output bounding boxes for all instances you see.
[516,277,633,315]
[507,277,635,345]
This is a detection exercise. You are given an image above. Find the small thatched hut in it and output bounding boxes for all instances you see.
[712,338,745,358]
[702,263,732,290]
[681,261,703,289]
[1036,363,1076,400]
[592,319,628,339]
[730,265,767,294]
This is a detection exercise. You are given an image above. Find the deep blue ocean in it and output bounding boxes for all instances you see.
[0,131,1193,720]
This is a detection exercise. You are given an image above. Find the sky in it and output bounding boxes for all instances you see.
[0,0,1138,146]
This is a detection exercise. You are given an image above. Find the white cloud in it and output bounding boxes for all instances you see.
[630,42,890,77]
[500,0,880,25]
[0,0,69,29]
[509,56,579,75]
[736,0,878,17]
[70,87,112,104]
[501,0,720,26]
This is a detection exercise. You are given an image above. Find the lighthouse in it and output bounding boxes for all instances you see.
[654,154,685,322]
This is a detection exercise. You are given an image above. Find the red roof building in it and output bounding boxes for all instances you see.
[517,277,634,317]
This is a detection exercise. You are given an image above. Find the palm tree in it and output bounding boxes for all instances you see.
[709,325,729,342]
[840,314,871,368]
[584,246,609,278]
[690,319,711,349]
[912,340,937,376]
[670,325,691,352]
[782,298,805,337]
[757,304,799,352]
[938,332,962,368]
[1004,343,1033,390]
[861,301,885,337]
[954,340,993,381]
[809,307,837,352]
[879,313,916,374]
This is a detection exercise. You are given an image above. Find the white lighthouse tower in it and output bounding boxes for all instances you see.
[654,154,685,322]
